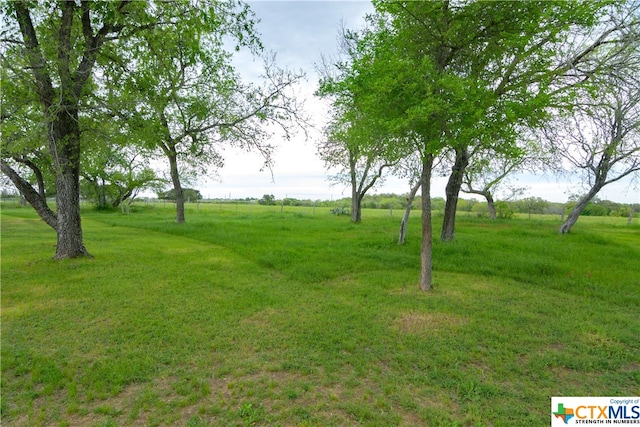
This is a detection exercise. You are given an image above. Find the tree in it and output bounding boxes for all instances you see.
[81,155,161,211]
[317,25,402,223]
[2,1,132,256]
[2,0,303,256]
[1,1,179,258]
[461,141,538,220]
[0,61,56,207]
[0,103,57,227]
[80,119,162,210]
[548,74,640,232]
[158,188,202,202]
[318,113,398,223]
[110,3,306,224]
[435,1,639,241]
[258,194,276,205]
[394,151,423,245]
[516,197,549,219]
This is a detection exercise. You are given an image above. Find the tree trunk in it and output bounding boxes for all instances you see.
[50,111,91,259]
[628,208,634,225]
[398,180,421,245]
[99,189,107,209]
[1,159,57,230]
[351,184,362,223]
[54,171,89,258]
[486,192,496,220]
[441,147,469,241]
[559,185,602,234]
[98,178,108,209]
[168,151,185,224]
[419,154,434,291]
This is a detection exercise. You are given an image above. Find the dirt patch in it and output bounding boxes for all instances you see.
[20,366,444,426]
[394,311,468,334]
[240,308,282,329]
[622,361,640,373]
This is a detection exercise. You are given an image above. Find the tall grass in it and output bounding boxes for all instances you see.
[2,203,638,426]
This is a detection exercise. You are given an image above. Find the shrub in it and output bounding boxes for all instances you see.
[495,201,514,219]
[472,203,489,217]
[330,206,350,216]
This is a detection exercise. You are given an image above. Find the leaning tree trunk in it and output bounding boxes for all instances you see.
[441,147,469,242]
[50,111,91,259]
[1,159,57,230]
[398,180,421,245]
[12,155,47,199]
[559,185,602,234]
[167,151,185,224]
[419,155,435,291]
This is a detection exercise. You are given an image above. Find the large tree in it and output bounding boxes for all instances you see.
[1,1,201,257]
[317,25,401,223]
[553,3,640,233]
[317,110,399,223]
[1,1,145,257]
[104,2,306,224]
[434,1,639,242]
[2,0,303,245]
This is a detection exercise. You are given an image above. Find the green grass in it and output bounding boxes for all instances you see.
[2,203,639,426]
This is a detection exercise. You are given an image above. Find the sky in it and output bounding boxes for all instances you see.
[196,1,639,204]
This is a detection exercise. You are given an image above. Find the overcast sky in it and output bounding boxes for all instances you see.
[198,1,639,204]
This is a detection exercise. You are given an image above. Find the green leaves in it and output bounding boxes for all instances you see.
[321,0,635,175]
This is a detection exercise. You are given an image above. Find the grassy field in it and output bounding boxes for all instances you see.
[1,203,639,426]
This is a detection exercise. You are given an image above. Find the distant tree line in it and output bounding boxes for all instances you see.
[332,194,638,218]
[157,188,203,202]
[4,182,634,219]
[150,192,635,219]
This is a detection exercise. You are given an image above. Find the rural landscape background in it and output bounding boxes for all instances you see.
[2,0,639,426]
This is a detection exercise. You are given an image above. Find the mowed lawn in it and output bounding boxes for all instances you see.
[1,203,639,426]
